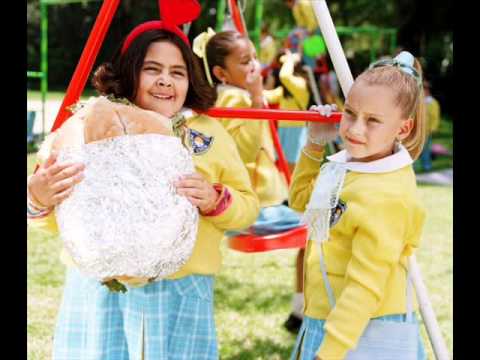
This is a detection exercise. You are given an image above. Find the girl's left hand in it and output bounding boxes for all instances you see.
[174,173,219,214]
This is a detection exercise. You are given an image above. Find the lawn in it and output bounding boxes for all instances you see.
[27,154,453,359]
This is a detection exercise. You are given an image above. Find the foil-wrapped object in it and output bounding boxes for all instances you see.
[55,134,199,282]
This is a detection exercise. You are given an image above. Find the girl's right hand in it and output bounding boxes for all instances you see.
[28,151,85,208]
[306,104,339,150]
[245,59,264,106]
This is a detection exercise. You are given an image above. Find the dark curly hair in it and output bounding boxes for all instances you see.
[92,29,216,111]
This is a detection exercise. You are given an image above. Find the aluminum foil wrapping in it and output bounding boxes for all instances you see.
[55,134,199,281]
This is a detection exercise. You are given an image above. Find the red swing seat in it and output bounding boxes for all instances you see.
[228,225,307,253]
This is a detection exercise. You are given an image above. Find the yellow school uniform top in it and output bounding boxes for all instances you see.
[264,53,310,128]
[289,145,426,359]
[216,84,288,207]
[259,35,277,66]
[425,95,441,135]
[28,110,260,279]
[292,0,318,33]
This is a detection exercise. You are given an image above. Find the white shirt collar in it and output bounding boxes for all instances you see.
[326,143,413,173]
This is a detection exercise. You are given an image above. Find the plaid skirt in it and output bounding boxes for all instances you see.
[290,314,427,360]
[53,268,218,360]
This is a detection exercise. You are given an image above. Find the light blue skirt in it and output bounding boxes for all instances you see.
[278,127,308,164]
[53,268,218,360]
[290,314,427,360]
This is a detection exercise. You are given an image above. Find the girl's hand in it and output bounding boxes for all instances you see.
[174,173,220,214]
[28,151,85,208]
[245,59,264,106]
[306,104,339,151]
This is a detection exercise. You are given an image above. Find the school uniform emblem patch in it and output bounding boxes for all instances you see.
[330,199,347,227]
[188,129,214,155]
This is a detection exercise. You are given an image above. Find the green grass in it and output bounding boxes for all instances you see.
[27,155,452,359]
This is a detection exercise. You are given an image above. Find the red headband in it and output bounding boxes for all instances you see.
[121,0,201,54]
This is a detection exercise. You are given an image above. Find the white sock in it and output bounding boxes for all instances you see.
[291,292,304,318]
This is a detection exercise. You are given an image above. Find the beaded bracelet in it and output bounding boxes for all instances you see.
[27,178,53,218]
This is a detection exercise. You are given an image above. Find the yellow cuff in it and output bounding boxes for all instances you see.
[317,332,349,360]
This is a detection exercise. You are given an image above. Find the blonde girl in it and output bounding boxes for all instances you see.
[289,51,427,359]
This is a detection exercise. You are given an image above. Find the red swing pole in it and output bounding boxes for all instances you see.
[204,107,341,123]
[228,0,247,35]
[51,0,121,132]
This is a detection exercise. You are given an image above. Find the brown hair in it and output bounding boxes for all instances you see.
[205,30,248,85]
[92,29,216,111]
[355,57,426,160]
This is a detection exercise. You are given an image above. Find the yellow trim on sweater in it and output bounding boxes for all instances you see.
[289,150,426,359]
[216,86,288,207]
[28,114,260,279]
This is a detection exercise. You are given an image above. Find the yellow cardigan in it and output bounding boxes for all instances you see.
[216,85,288,207]
[264,53,310,128]
[292,0,318,32]
[28,112,260,278]
[289,148,426,359]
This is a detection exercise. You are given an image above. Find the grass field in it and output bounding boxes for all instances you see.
[27,112,453,359]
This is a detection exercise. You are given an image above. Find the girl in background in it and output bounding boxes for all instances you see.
[194,29,302,236]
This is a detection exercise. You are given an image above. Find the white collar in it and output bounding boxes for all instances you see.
[326,143,413,173]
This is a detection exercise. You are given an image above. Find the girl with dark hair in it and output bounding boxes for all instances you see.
[193,29,303,236]
[27,8,259,359]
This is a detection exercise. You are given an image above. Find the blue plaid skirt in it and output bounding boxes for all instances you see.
[290,314,427,360]
[53,268,218,360]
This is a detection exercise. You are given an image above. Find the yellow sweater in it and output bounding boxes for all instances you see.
[264,54,310,128]
[28,112,260,278]
[259,35,277,66]
[289,148,426,359]
[425,95,441,135]
[292,0,318,32]
[216,85,288,207]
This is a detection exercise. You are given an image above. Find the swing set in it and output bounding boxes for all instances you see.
[43,1,449,358]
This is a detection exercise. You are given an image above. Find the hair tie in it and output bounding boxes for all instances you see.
[121,0,201,54]
[369,51,422,87]
[192,27,216,87]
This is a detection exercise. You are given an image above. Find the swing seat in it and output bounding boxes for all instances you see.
[228,225,307,253]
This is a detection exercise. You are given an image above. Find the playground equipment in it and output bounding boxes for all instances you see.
[44,1,448,358]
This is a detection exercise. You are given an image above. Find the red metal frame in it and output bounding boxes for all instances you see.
[51,0,120,132]
[228,0,247,35]
[204,108,341,123]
